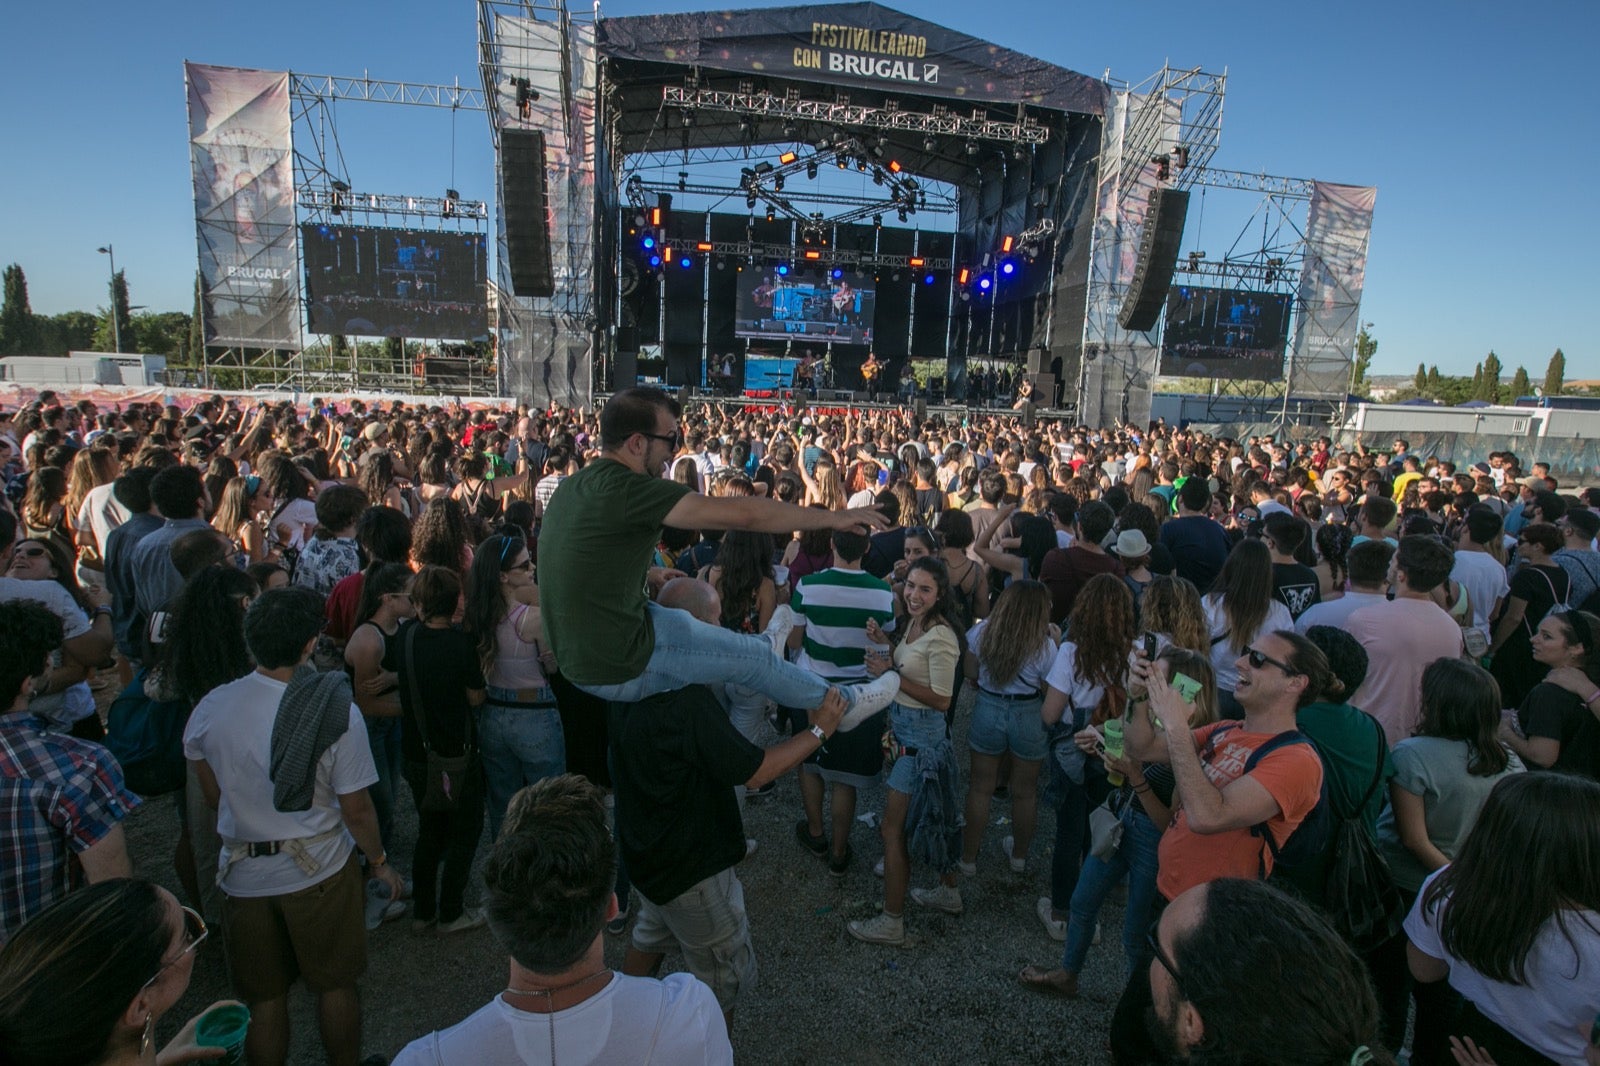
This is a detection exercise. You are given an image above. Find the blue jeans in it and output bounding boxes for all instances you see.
[477,691,567,842]
[1062,803,1164,976]
[364,716,404,850]
[578,601,831,711]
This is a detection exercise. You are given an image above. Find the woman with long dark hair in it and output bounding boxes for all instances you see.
[1315,520,1354,599]
[23,465,72,557]
[1204,537,1293,718]
[462,534,564,842]
[258,451,318,554]
[1035,573,1137,941]
[1499,608,1600,779]
[396,565,488,934]
[412,497,474,576]
[159,564,258,707]
[210,475,276,566]
[343,562,415,855]
[1489,522,1571,708]
[0,878,236,1066]
[958,579,1056,878]
[849,556,963,945]
[1370,657,1524,1060]
[974,506,1055,586]
[1406,773,1600,1066]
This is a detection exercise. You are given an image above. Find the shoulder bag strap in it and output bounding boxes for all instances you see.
[1353,713,1389,816]
[402,624,436,756]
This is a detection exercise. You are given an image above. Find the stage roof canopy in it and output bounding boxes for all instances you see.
[596,2,1107,117]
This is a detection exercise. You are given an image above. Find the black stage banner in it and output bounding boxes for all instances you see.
[597,2,1105,116]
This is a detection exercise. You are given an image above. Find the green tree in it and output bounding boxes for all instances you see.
[0,264,41,355]
[1470,363,1483,399]
[132,312,193,361]
[38,311,99,355]
[1543,349,1565,396]
[1413,361,1427,395]
[1508,366,1531,401]
[330,334,351,368]
[187,273,204,366]
[382,336,404,372]
[1350,327,1377,396]
[1478,351,1502,402]
[1426,365,1442,392]
[92,270,134,352]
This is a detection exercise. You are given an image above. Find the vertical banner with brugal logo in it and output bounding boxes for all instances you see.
[186,62,301,350]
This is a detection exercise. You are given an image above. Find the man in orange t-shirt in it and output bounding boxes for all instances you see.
[1111,630,1326,1064]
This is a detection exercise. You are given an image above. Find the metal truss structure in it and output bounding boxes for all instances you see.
[632,179,954,215]
[1112,65,1226,214]
[630,237,954,272]
[202,72,501,392]
[664,86,1049,146]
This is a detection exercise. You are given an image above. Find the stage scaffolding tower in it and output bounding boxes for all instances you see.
[1079,65,1225,427]
[203,72,496,394]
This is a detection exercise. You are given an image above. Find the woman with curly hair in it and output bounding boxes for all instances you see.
[1139,575,1209,655]
[959,579,1057,878]
[411,497,474,576]
[158,564,258,707]
[357,447,412,517]
[1035,573,1137,940]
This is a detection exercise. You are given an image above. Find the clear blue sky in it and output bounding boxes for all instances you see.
[3,0,1593,377]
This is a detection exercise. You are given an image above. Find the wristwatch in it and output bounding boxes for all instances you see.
[809,724,828,743]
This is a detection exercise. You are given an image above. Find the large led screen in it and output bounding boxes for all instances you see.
[1158,286,1292,381]
[302,225,489,340]
[736,269,875,345]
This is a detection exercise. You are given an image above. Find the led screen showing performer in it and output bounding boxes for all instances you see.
[302,224,490,340]
[736,269,876,345]
[1158,286,1293,381]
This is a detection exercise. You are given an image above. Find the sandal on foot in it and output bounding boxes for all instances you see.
[1018,965,1079,997]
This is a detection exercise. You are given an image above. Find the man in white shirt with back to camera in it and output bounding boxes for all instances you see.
[1294,540,1395,635]
[393,774,732,1066]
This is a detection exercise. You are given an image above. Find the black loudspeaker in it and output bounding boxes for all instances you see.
[502,129,554,297]
[1117,188,1189,333]
[1025,347,1049,374]
[613,349,638,390]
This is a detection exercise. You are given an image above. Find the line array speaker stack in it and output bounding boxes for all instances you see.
[1116,188,1190,333]
[502,129,554,298]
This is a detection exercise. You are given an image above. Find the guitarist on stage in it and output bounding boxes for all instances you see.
[860,351,882,401]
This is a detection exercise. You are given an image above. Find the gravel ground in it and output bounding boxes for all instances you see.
[122,685,1129,1064]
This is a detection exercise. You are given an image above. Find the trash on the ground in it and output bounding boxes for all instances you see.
[857,811,880,827]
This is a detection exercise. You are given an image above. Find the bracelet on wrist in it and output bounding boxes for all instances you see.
[1133,783,1152,794]
[1586,690,1600,707]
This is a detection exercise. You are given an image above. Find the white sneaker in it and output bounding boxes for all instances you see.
[762,604,796,657]
[873,857,885,878]
[847,912,905,945]
[910,884,964,915]
[437,908,487,936]
[1035,897,1066,942]
[957,859,977,877]
[744,838,759,859]
[1002,835,1026,873]
[836,673,901,731]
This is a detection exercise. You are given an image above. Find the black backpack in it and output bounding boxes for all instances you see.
[1202,724,1332,893]
[1317,714,1406,952]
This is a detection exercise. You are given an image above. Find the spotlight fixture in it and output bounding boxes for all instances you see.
[778,150,798,165]
[1000,260,1017,276]
[680,110,695,128]
[776,264,790,276]
[923,273,937,285]
[765,206,775,223]
[872,215,883,229]
[965,140,979,156]
[774,175,785,191]
[746,193,758,209]
[783,122,797,139]
[509,77,538,119]
[695,242,714,252]
[897,208,908,223]
[677,171,688,192]
[831,268,843,279]
[888,160,902,174]
[836,156,848,170]
[680,256,694,269]
[924,135,937,152]
[806,161,818,179]
[641,235,656,250]
[978,275,993,291]
[856,157,868,172]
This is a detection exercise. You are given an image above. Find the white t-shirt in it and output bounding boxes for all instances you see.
[183,671,376,898]
[74,482,130,555]
[1406,869,1600,1065]
[968,620,1054,695]
[1203,594,1294,693]
[1293,591,1390,635]
[0,577,93,726]
[1450,550,1509,644]
[1044,641,1110,715]
[392,973,732,1066]
[270,497,319,552]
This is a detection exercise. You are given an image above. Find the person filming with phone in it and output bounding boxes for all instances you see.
[1106,629,1328,1064]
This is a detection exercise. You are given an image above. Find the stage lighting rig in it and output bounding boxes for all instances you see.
[329,179,349,215]
[778,151,798,165]
[1153,154,1171,181]
[806,161,818,179]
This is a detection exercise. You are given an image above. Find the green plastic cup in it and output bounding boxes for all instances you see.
[194,1003,250,1065]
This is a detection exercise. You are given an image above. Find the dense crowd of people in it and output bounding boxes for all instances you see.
[0,384,1597,1066]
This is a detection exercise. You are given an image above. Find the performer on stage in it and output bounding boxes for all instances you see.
[793,352,818,397]
[1012,374,1035,411]
[899,362,918,404]
[861,351,882,401]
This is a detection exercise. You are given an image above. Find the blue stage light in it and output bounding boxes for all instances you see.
[1001,260,1017,276]
[648,254,662,268]
[978,275,992,291]
[923,274,936,285]
[681,256,693,268]
[831,268,844,279]
[776,264,790,276]
[642,235,656,250]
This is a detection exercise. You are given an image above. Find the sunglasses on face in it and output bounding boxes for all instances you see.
[1147,921,1186,997]
[13,546,48,560]
[1244,646,1298,675]
[639,430,683,449]
[142,905,208,989]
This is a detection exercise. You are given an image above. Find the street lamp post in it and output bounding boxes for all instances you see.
[96,245,120,353]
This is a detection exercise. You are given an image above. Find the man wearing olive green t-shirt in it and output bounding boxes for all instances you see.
[538,387,900,729]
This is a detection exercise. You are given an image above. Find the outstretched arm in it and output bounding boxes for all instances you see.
[664,493,885,537]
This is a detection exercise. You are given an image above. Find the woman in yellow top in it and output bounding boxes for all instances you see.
[849,557,963,946]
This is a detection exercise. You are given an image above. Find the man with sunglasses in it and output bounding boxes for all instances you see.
[1110,631,1327,1063]
[538,388,900,732]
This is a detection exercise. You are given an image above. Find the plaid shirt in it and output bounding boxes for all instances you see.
[0,713,140,943]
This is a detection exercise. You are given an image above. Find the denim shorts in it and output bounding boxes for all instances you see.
[885,701,950,794]
[966,689,1048,761]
